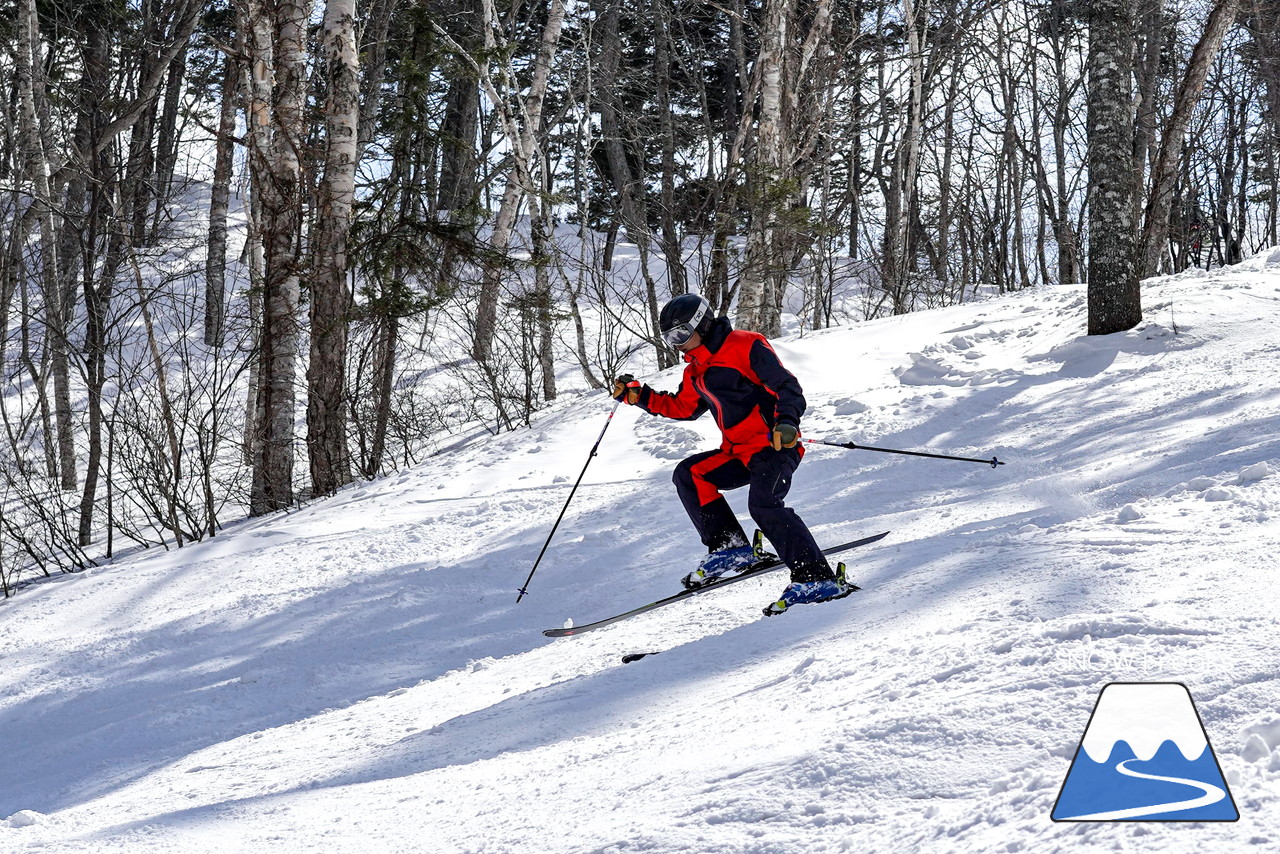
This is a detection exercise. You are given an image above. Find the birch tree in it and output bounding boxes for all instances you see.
[307,0,360,497]
[1140,0,1242,277]
[12,0,64,481]
[737,0,833,335]
[467,0,569,364]
[886,0,927,314]
[245,0,312,515]
[206,35,240,349]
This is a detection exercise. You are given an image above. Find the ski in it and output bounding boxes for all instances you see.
[542,531,889,638]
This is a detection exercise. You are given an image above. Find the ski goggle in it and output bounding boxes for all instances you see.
[661,322,697,347]
[660,301,708,347]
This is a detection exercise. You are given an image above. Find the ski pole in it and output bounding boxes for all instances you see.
[804,438,1005,468]
[517,397,623,602]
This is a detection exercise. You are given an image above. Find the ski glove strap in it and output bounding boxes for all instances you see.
[612,374,642,405]
[772,421,799,451]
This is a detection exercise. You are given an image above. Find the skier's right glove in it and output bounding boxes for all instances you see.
[612,374,641,405]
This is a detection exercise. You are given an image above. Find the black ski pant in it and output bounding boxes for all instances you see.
[672,446,833,583]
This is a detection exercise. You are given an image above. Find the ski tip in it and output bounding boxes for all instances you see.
[622,652,658,664]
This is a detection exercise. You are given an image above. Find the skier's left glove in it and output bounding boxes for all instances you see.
[771,421,799,451]
[612,374,641,405]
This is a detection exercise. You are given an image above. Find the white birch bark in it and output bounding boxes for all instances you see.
[206,45,239,348]
[737,0,791,334]
[306,0,359,496]
[16,0,74,488]
[463,0,568,364]
[891,0,926,314]
[738,0,832,335]
[1140,0,1242,276]
[246,0,311,515]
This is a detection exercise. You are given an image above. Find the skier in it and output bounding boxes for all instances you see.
[612,293,854,615]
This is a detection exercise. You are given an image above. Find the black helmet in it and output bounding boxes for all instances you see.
[658,294,712,347]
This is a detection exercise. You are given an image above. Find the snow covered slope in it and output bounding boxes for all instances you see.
[3,254,1280,853]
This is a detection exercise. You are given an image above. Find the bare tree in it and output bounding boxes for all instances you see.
[206,38,240,349]
[466,0,569,364]
[307,0,360,497]
[244,0,311,515]
[1141,0,1242,276]
[1086,0,1143,335]
[738,0,834,335]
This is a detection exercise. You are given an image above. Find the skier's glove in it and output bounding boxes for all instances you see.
[612,374,641,405]
[771,421,799,451]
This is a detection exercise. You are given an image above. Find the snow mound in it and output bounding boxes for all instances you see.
[5,811,43,828]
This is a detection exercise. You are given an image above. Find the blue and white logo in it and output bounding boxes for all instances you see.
[1052,682,1239,821]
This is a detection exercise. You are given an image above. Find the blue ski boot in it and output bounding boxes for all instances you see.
[682,544,755,589]
[681,532,773,590]
[762,563,858,616]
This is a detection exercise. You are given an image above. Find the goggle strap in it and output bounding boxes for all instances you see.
[688,299,708,332]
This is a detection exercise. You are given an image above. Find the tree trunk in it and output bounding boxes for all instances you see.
[356,0,398,158]
[740,0,833,333]
[738,0,792,336]
[1086,0,1143,335]
[1248,1,1280,246]
[150,44,190,243]
[44,0,82,486]
[877,0,925,316]
[436,0,482,314]
[247,0,311,515]
[531,193,557,402]
[593,0,668,364]
[14,0,67,487]
[1132,0,1164,237]
[471,0,567,364]
[1141,0,1242,277]
[307,0,359,498]
[206,48,238,348]
[438,0,481,216]
[652,0,687,296]
[364,311,398,479]
[1042,3,1085,284]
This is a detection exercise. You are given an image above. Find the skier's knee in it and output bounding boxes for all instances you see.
[746,504,774,532]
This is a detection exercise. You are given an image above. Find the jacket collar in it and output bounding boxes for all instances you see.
[683,316,732,364]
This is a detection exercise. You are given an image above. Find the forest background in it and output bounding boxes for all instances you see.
[1,0,1278,594]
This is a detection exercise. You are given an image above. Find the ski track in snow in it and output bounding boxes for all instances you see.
[2,256,1280,852]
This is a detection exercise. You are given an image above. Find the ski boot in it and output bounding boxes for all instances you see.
[682,531,774,590]
[762,562,859,616]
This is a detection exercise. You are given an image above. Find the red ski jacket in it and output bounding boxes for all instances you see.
[636,316,806,460]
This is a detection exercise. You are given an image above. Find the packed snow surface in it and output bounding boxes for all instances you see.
[3,256,1280,852]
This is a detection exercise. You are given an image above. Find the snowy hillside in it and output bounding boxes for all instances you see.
[3,254,1280,853]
